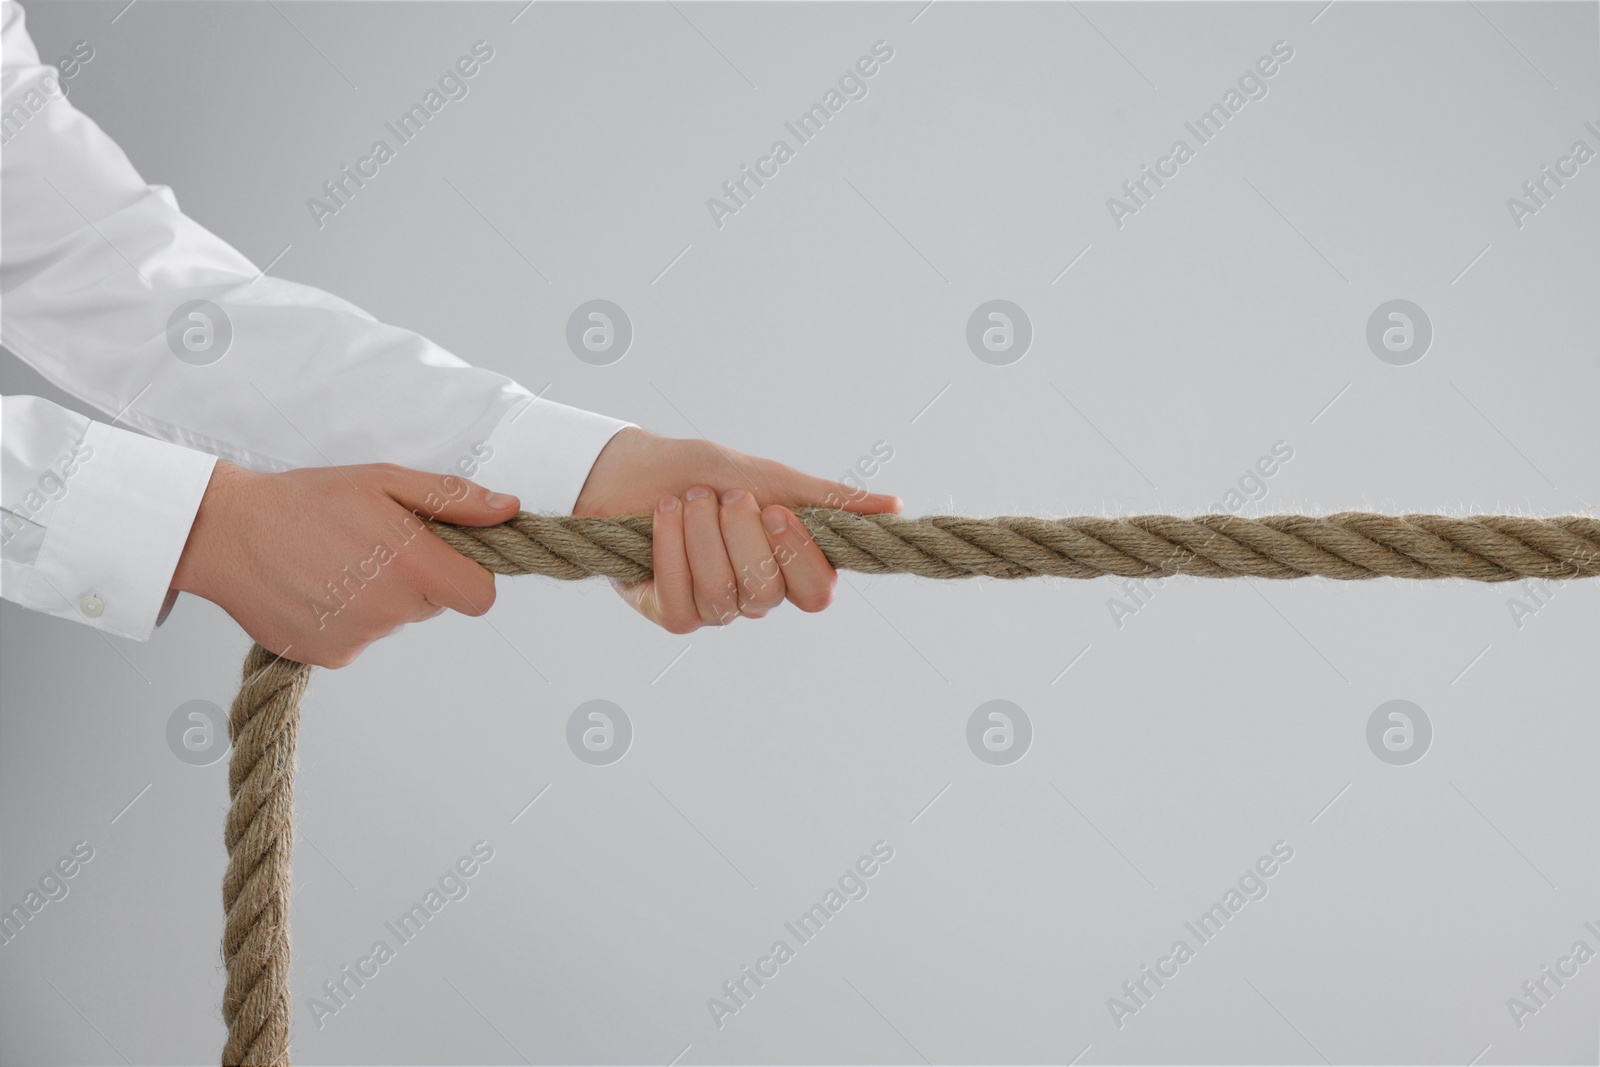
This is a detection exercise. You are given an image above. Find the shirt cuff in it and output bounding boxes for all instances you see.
[479,396,634,514]
[24,420,217,641]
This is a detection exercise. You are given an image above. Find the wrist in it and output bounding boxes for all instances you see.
[573,426,662,517]
[171,460,251,600]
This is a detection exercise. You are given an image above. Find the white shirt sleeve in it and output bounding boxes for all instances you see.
[2,395,219,639]
[1,1,633,641]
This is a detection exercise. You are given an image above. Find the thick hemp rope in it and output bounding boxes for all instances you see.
[432,509,1600,583]
[222,508,1600,1064]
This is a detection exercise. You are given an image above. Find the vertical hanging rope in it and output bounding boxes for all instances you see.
[222,643,312,1066]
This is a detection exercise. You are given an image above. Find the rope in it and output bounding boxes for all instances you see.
[431,509,1600,583]
[220,508,1600,1063]
[223,643,309,1065]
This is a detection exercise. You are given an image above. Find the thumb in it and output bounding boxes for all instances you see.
[376,466,521,526]
[773,469,902,515]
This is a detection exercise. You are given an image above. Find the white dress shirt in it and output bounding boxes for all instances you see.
[1,1,632,641]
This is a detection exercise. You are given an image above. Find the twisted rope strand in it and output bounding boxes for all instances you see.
[222,643,311,1066]
[429,509,1600,583]
[221,508,1599,1063]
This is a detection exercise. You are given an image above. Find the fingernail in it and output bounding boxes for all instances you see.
[684,486,711,501]
[485,492,516,509]
[658,496,678,513]
[762,506,788,533]
[722,489,745,506]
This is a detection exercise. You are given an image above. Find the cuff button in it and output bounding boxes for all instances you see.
[79,595,105,618]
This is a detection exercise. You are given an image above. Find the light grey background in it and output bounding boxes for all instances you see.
[3,2,1598,1063]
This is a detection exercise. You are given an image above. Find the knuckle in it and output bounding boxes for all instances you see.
[725,491,759,516]
[736,573,771,603]
[696,604,728,625]
[698,597,738,625]
[745,584,784,613]
[696,576,738,616]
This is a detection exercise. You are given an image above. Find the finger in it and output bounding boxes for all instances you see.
[719,489,785,618]
[682,485,739,625]
[761,505,837,613]
[407,533,499,618]
[614,496,700,634]
[648,495,702,633]
[372,464,521,526]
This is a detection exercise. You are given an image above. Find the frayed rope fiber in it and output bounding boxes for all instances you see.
[222,508,1599,1064]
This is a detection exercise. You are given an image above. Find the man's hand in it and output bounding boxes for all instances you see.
[171,461,520,668]
[574,428,901,633]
